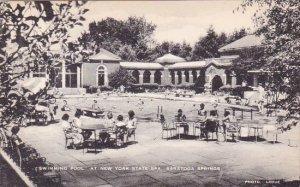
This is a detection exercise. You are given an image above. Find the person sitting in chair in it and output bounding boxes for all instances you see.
[115,115,127,146]
[222,111,239,142]
[175,109,188,134]
[61,114,83,149]
[100,112,115,144]
[126,110,137,140]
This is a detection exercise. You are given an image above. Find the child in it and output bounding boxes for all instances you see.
[126,110,137,139]
[61,100,70,111]
[115,115,127,146]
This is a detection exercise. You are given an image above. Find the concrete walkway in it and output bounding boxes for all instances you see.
[19,120,300,187]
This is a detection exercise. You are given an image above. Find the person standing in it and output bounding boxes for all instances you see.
[257,83,265,114]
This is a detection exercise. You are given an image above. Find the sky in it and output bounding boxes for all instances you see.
[70,1,258,44]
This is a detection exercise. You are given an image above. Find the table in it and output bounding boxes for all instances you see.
[175,120,200,139]
[249,125,264,142]
[77,108,105,118]
[80,123,108,153]
[240,121,264,142]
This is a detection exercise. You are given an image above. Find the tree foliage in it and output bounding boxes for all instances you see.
[149,41,193,61]
[78,16,156,61]
[240,0,300,116]
[0,1,88,122]
[108,69,136,88]
[192,26,247,60]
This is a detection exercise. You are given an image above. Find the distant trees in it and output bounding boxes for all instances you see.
[149,41,193,61]
[78,16,156,61]
[192,26,247,60]
[77,17,248,62]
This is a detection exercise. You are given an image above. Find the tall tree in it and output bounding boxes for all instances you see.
[240,0,300,116]
[78,16,156,61]
[192,26,222,60]
[0,1,88,122]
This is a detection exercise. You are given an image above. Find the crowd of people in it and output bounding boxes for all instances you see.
[61,107,137,149]
[160,102,240,142]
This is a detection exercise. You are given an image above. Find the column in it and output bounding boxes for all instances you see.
[231,73,237,86]
[196,70,200,79]
[62,61,66,88]
[29,71,33,78]
[181,71,186,84]
[222,74,227,85]
[189,70,193,83]
[174,71,178,85]
[77,65,81,88]
[253,73,258,87]
[150,70,155,84]
[205,75,211,84]
[138,70,144,84]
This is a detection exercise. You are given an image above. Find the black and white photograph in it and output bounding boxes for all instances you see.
[0,0,299,186]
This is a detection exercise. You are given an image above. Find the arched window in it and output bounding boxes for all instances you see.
[143,70,151,83]
[132,70,139,84]
[97,66,106,86]
[171,71,175,84]
[154,70,162,84]
[184,70,189,82]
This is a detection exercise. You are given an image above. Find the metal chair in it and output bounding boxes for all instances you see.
[161,121,176,140]
[127,128,136,142]
[193,121,205,139]
[63,130,74,150]
[225,122,241,142]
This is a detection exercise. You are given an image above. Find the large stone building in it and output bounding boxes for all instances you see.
[31,35,263,93]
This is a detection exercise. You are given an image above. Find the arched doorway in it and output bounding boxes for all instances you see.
[211,75,223,92]
[143,70,151,83]
[132,70,139,84]
[97,65,107,86]
[154,70,162,84]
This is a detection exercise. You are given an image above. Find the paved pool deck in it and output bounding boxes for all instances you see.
[18,121,299,187]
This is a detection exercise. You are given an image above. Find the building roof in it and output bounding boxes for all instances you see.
[218,35,264,52]
[120,62,163,69]
[168,61,207,69]
[168,58,232,69]
[89,48,121,61]
[154,53,186,64]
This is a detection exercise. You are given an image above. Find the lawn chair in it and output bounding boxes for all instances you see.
[225,122,241,142]
[107,127,126,147]
[127,128,136,142]
[160,115,176,140]
[193,120,205,140]
[63,129,74,150]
